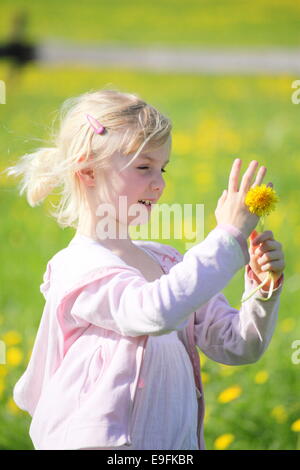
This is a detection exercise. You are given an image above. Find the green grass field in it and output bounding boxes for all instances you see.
[0,64,299,450]
[1,0,300,47]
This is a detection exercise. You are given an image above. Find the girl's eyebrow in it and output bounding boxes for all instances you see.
[140,155,170,165]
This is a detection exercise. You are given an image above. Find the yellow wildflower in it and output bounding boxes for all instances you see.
[2,330,22,346]
[254,370,269,384]
[245,184,279,218]
[6,347,23,366]
[271,405,288,424]
[218,385,242,403]
[214,433,235,450]
[201,372,210,384]
[291,419,300,432]
[198,350,207,367]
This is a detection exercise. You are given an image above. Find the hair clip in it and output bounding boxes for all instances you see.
[86,114,106,134]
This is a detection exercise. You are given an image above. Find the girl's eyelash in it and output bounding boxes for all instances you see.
[137,166,167,173]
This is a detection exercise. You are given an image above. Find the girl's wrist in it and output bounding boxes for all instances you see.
[247,265,283,290]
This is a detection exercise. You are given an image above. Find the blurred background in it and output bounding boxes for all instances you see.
[0,0,300,450]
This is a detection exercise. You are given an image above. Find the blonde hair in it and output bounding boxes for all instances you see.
[5,88,172,229]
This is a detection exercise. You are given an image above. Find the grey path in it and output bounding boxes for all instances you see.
[37,41,300,74]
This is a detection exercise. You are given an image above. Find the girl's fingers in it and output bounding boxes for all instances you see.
[228,159,242,193]
[260,259,285,272]
[254,239,280,255]
[252,230,274,245]
[250,166,267,188]
[239,160,259,194]
[257,249,282,265]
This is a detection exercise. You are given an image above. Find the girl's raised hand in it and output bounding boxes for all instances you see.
[215,159,267,239]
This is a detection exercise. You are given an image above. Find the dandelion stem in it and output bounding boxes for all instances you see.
[241,272,273,303]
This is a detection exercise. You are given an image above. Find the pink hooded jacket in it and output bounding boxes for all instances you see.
[13,224,284,450]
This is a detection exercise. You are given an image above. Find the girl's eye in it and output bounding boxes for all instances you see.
[137,166,166,173]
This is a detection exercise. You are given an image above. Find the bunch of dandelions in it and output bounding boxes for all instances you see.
[241,184,279,303]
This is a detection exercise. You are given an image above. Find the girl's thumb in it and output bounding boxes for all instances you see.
[248,230,258,256]
[217,189,227,206]
[249,230,258,244]
[221,189,227,199]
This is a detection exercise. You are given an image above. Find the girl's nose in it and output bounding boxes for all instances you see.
[151,174,165,192]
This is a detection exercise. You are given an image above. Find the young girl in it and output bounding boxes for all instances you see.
[8,89,285,450]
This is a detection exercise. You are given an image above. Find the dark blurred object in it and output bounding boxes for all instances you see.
[0,10,36,86]
[0,41,36,66]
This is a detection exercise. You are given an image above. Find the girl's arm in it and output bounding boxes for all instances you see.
[193,266,284,365]
[69,225,250,337]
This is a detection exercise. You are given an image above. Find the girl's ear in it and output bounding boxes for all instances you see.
[76,155,96,187]
[77,167,96,187]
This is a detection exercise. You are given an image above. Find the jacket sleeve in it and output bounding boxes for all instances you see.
[193,267,284,365]
[69,225,250,337]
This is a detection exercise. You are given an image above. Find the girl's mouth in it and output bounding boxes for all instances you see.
[138,199,152,207]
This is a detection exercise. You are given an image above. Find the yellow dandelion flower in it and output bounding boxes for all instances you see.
[254,370,269,384]
[2,330,22,346]
[271,405,288,424]
[214,433,235,450]
[198,350,207,367]
[245,184,279,218]
[291,419,300,432]
[201,372,210,384]
[6,347,23,367]
[218,385,242,404]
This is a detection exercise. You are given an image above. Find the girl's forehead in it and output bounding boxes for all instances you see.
[138,139,171,161]
[110,142,170,170]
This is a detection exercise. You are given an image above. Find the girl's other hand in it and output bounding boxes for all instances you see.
[215,159,267,239]
[248,229,285,287]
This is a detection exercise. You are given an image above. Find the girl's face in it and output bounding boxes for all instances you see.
[95,137,171,229]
